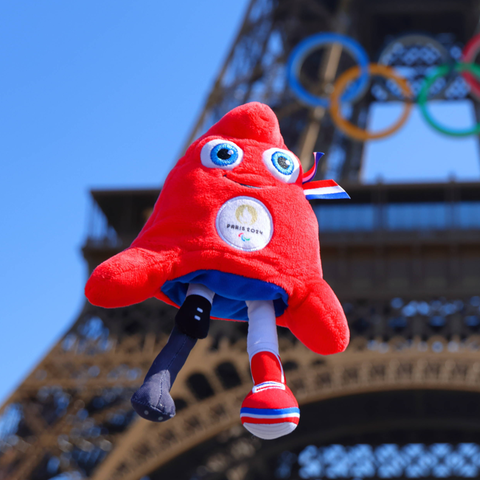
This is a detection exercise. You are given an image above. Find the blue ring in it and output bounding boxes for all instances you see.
[286,33,370,107]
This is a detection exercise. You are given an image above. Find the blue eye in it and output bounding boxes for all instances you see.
[211,143,239,166]
[262,148,300,183]
[201,139,244,170]
[271,151,294,175]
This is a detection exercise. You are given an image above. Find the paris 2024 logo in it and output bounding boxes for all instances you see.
[216,197,273,252]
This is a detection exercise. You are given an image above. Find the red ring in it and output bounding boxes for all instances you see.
[462,33,480,100]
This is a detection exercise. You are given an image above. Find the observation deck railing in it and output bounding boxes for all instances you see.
[314,201,480,232]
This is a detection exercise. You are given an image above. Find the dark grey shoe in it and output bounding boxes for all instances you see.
[131,324,196,422]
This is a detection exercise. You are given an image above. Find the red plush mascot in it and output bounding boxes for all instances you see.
[85,102,350,440]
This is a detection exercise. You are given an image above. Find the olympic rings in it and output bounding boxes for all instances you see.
[418,63,480,137]
[286,33,370,108]
[287,32,480,141]
[329,64,413,141]
[462,33,480,100]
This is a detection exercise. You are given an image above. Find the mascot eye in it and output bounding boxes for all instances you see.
[201,139,244,170]
[262,148,300,183]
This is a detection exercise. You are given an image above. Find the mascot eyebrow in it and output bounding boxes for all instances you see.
[85,102,350,440]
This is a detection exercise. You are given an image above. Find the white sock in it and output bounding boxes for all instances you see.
[186,283,215,304]
[246,300,279,361]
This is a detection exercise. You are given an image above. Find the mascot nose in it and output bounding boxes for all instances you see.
[206,102,285,146]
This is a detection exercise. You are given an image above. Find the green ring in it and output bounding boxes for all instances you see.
[418,63,480,137]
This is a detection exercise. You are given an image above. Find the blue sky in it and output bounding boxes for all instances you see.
[0,1,479,406]
[364,101,480,182]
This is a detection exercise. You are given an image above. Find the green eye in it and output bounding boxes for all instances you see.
[262,148,300,183]
[272,151,294,176]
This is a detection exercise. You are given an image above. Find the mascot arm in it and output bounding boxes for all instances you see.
[85,247,174,308]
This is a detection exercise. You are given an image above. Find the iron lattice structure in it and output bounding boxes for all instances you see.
[185,0,480,179]
[2,1,480,479]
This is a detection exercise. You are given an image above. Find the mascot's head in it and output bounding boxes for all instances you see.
[182,102,303,191]
[178,102,342,200]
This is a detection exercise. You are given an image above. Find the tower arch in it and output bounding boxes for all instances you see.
[90,334,480,480]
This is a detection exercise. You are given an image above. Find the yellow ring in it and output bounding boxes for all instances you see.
[329,64,413,141]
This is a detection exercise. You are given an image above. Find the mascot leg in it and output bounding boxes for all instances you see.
[175,283,214,339]
[240,300,299,439]
[131,284,214,422]
[131,324,196,422]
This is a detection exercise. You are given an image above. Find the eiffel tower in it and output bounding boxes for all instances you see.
[2,0,480,479]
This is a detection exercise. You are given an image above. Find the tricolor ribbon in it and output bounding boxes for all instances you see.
[302,152,350,201]
[302,152,324,183]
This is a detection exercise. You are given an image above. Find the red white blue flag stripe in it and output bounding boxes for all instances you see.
[240,406,300,422]
[302,179,350,201]
[301,152,349,200]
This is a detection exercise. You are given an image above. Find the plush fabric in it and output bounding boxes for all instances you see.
[85,102,350,355]
[162,270,288,321]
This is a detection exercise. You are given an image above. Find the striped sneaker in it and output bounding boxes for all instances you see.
[240,351,299,440]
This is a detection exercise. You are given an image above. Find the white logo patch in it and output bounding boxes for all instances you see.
[215,196,273,252]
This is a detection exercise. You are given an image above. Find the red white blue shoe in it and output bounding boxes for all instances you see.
[240,351,299,440]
